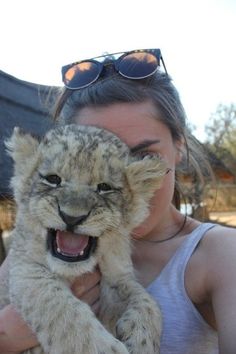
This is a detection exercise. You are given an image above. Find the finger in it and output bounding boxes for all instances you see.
[91,299,101,316]
[79,282,100,305]
[71,269,101,297]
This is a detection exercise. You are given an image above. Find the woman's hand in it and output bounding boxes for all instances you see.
[71,267,102,315]
[0,304,38,353]
[0,257,38,353]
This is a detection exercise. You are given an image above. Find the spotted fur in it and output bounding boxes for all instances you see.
[0,124,166,354]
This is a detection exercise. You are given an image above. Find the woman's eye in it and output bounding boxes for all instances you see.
[97,183,112,194]
[40,173,61,186]
[137,151,160,159]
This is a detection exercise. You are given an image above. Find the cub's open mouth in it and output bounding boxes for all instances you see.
[47,229,97,263]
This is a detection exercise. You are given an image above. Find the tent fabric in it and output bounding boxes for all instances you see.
[0,70,58,196]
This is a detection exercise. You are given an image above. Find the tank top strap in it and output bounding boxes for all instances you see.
[147,222,219,354]
[163,222,217,277]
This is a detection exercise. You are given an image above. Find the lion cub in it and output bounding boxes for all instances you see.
[1,124,166,354]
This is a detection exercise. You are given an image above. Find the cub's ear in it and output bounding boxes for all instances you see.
[125,155,168,200]
[5,127,40,170]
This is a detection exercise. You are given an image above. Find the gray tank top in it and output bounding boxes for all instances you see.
[147,223,218,354]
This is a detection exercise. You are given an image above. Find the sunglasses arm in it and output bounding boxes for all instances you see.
[161,56,168,75]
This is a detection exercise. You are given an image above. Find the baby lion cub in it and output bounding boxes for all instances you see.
[1,124,167,354]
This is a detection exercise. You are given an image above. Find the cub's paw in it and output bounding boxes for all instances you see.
[116,307,161,354]
[94,333,129,354]
[22,346,44,354]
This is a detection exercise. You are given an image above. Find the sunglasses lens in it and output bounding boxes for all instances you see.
[118,52,159,79]
[63,61,101,89]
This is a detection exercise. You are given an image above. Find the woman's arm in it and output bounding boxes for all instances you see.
[206,226,236,354]
[0,257,101,353]
[0,257,36,353]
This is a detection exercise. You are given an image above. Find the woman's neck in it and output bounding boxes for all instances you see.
[133,205,186,243]
[131,212,199,287]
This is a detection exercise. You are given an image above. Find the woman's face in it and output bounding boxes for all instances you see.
[74,100,182,239]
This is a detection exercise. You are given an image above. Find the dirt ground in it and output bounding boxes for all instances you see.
[209,211,236,228]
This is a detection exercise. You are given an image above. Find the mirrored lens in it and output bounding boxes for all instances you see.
[118,52,159,79]
[63,61,101,89]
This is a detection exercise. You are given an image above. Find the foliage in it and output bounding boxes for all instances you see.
[205,103,236,158]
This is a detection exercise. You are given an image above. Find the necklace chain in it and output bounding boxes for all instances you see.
[134,214,187,244]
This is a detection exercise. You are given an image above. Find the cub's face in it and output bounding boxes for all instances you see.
[7,125,166,276]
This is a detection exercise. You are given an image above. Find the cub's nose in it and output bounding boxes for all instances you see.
[58,206,89,227]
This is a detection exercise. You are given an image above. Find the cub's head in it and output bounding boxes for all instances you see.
[6,124,167,276]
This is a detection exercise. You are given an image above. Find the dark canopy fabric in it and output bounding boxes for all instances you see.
[0,70,59,196]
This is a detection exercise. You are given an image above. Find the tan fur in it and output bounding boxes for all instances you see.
[0,124,166,354]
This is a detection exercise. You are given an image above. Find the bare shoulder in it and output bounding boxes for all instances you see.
[201,224,236,264]
[203,223,236,243]
[202,225,236,351]
[201,224,236,287]
[189,223,236,266]
[186,223,236,303]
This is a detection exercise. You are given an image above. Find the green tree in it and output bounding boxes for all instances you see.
[205,103,236,158]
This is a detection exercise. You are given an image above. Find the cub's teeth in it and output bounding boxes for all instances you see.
[79,250,84,256]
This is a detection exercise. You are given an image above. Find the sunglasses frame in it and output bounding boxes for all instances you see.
[62,48,168,90]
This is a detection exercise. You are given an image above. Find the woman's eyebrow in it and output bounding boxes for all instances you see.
[130,139,160,154]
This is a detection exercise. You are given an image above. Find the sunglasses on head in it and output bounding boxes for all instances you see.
[61,48,167,90]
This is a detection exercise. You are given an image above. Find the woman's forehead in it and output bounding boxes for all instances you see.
[74,102,171,147]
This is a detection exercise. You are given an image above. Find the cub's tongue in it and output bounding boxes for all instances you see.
[56,231,89,256]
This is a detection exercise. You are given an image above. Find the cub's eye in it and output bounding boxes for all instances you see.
[40,173,61,186]
[46,175,61,185]
[97,183,112,194]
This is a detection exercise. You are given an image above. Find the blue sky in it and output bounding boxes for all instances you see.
[1,0,235,141]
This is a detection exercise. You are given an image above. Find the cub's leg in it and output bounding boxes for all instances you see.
[115,279,161,354]
[100,276,161,354]
[98,233,162,354]
[10,257,129,354]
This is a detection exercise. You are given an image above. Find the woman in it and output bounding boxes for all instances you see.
[1,49,236,353]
